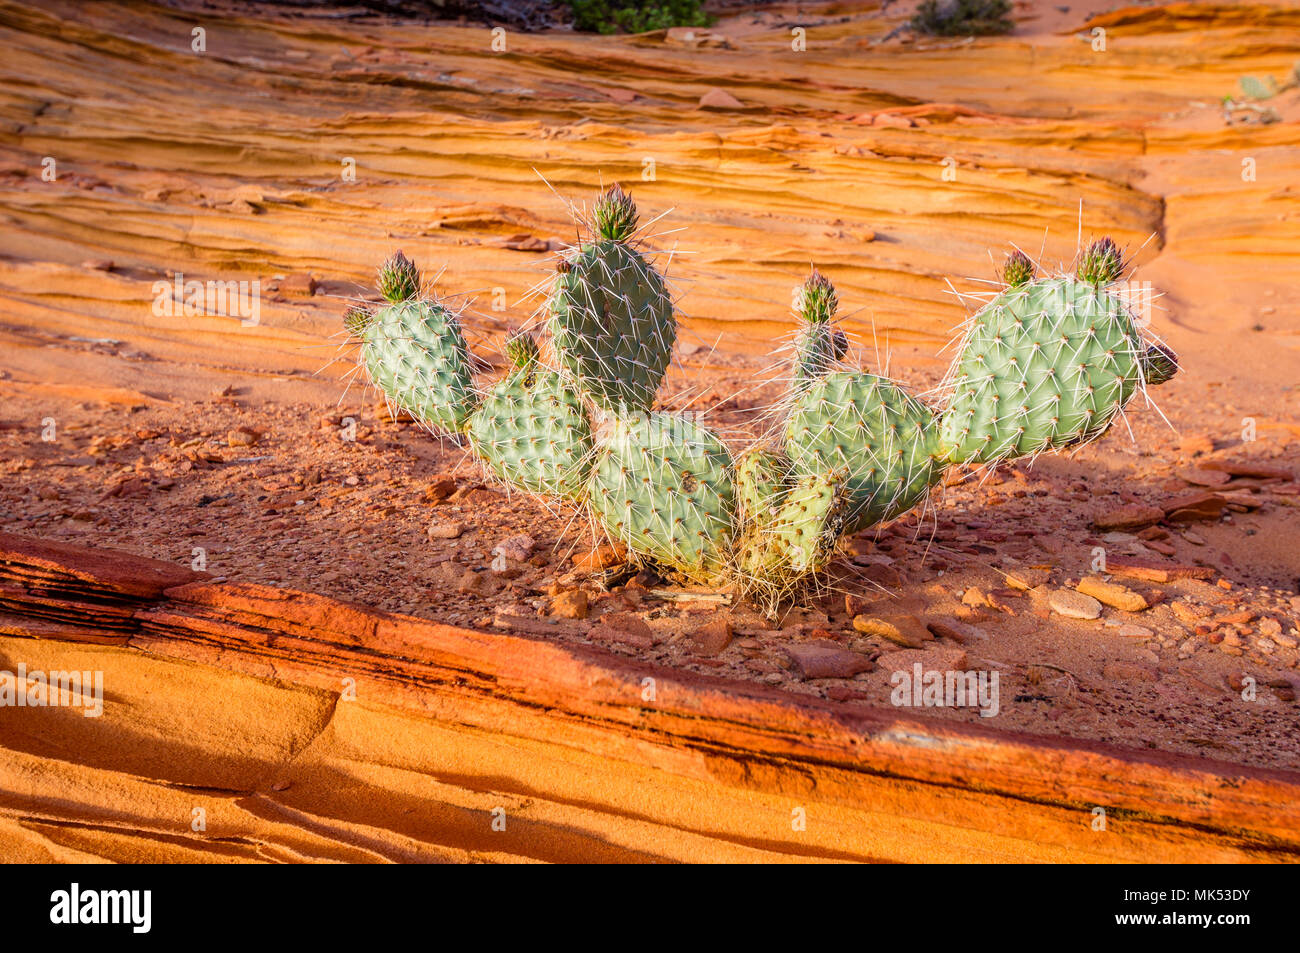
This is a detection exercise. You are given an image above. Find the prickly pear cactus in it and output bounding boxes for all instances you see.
[587,411,735,582]
[939,239,1170,464]
[359,251,477,434]
[468,330,594,500]
[342,217,1180,615]
[548,184,676,413]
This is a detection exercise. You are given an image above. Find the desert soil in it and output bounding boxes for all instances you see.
[1,0,1299,770]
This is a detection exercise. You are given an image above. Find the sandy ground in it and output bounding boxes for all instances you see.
[1,0,1300,790]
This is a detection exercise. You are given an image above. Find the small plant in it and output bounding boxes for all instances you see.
[341,188,1178,614]
[567,0,711,35]
[1236,60,1300,100]
[910,0,1013,37]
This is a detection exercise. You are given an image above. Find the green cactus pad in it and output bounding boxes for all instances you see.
[786,371,944,534]
[735,447,791,528]
[363,300,477,434]
[737,467,850,608]
[469,363,594,500]
[587,412,735,580]
[548,240,675,413]
[939,276,1148,464]
[793,322,849,392]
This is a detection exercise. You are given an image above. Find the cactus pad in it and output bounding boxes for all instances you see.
[786,372,944,533]
[363,299,477,434]
[548,188,676,413]
[940,274,1151,463]
[469,333,594,500]
[587,412,735,580]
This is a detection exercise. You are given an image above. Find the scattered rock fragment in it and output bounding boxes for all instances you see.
[1199,460,1293,481]
[1092,504,1163,532]
[1176,467,1231,487]
[1106,560,1215,584]
[783,641,874,679]
[550,588,589,620]
[690,615,733,656]
[424,475,457,502]
[1003,566,1050,591]
[1162,492,1227,523]
[492,534,535,563]
[279,273,318,297]
[573,543,627,573]
[1077,576,1148,612]
[852,614,931,648]
[427,520,464,540]
[876,646,969,676]
[1049,589,1103,620]
[925,618,984,644]
[589,611,656,649]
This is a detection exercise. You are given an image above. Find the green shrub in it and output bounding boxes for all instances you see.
[910,0,1013,36]
[568,0,711,35]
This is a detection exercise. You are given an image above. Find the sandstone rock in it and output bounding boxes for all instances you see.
[492,534,535,562]
[926,618,984,644]
[876,646,969,676]
[852,613,930,648]
[427,521,464,540]
[573,543,627,573]
[1092,504,1163,532]
[859,563,903,588]
[783,641,874,679]
[698,87,744,109]
[590,611,656,649]
[1163,492,1227,523]
[1077,576,1148,612]
[690,616,733,656]
[424,475,458,502]
[1004,566,1050,590]
[1106,560,1215,584]
[550,588,589,620]
[1176,467,1231,487]
[1049,589,1102,620]
[279,273,317,297]
[1199,460,1293,481]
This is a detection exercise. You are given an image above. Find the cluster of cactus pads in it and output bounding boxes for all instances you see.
[342,186,1178,612]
